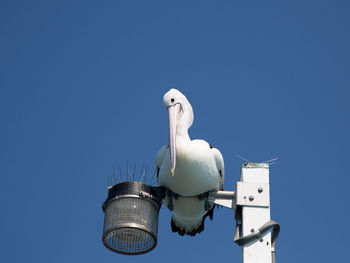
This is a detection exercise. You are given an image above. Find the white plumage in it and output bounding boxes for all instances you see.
[155,89,224,236]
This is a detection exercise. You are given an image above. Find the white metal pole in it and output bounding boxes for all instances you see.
[238,163,272,263]
[208,163,278,263]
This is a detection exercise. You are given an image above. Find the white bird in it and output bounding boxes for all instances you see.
[155,89,224,236]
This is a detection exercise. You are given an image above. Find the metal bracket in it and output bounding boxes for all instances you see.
[236,182,270,207]
[207,190,236,210]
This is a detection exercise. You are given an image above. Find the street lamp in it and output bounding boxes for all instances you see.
[102,182,165,255]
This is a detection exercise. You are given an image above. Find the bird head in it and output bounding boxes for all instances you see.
[163,89,194,176]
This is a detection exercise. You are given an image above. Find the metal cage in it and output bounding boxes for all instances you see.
[102,182,164,255]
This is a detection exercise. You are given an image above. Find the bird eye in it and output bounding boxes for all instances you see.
[171,98,175,103]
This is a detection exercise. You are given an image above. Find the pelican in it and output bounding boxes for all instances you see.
[155,89,224,236]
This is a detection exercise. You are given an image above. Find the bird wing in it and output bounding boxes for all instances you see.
[155,145,168,182]
[211,146,224,190]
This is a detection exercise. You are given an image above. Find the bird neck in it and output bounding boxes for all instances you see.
[176,126,191,142]
[176,107,193,142]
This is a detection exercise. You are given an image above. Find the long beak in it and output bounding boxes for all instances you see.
[168,103,181,176]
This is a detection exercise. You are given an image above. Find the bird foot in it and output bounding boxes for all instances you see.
[165,188,180,211]
[197,191,212,211]
[197,191,210,201]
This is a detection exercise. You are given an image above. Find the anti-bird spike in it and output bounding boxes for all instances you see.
[132,163,136,182]
[112,165,122,183]
[235,154,251,163]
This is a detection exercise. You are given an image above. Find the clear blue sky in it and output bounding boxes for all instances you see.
[1,1,349,262]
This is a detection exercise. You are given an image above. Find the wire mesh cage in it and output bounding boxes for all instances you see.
[102,182,164,255]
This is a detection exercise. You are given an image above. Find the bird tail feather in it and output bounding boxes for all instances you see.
[171,205,215,236]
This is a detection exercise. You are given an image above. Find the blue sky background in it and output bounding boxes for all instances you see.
[1,1,349,262]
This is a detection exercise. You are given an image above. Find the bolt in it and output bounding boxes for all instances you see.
[249,195,254,201]
[260,238,263,242]
[258,187,263,193]
[250,228,254,233]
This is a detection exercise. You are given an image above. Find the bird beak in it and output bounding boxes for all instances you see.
[168,103,181,176]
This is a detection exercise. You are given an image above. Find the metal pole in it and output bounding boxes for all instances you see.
[208,163,279,263]
[238,163,272,263]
